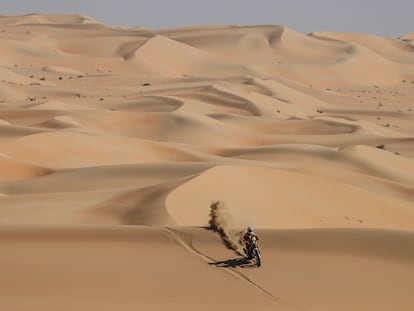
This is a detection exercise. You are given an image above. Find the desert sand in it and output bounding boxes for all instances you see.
[0,14,414,310]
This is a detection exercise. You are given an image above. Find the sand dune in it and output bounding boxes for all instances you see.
[166,165,414,230]
[311,31,414,61]
[0,155,52,181]
[0,14,413,310]
[1,225,413,311]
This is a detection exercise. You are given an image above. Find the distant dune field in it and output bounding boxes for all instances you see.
[0,14,414,311]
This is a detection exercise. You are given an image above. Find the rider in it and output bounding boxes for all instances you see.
[242,226,260,258]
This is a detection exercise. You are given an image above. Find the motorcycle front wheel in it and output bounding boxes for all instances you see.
[254,249,261,267]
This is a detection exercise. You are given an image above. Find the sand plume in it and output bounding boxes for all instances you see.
[208,201,247,255]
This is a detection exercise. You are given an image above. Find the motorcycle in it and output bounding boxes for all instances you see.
[244,236,261,267]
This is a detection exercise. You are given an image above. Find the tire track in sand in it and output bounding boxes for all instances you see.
[163,227,306,311]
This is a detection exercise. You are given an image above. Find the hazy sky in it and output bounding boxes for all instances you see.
[1,0,413,37]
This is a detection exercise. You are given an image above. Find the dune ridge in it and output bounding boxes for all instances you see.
[0,14,413,311]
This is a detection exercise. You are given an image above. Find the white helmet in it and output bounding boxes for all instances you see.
[247,226,253,233]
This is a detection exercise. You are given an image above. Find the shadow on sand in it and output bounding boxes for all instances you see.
[209,257,257,268]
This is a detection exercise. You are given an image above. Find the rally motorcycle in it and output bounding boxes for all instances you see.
[244,236,261,267]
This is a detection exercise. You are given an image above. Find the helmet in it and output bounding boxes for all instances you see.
[247,226,253,233]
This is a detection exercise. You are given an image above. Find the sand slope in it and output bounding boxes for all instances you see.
[0,14,414,310]
[1,225,413,311]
